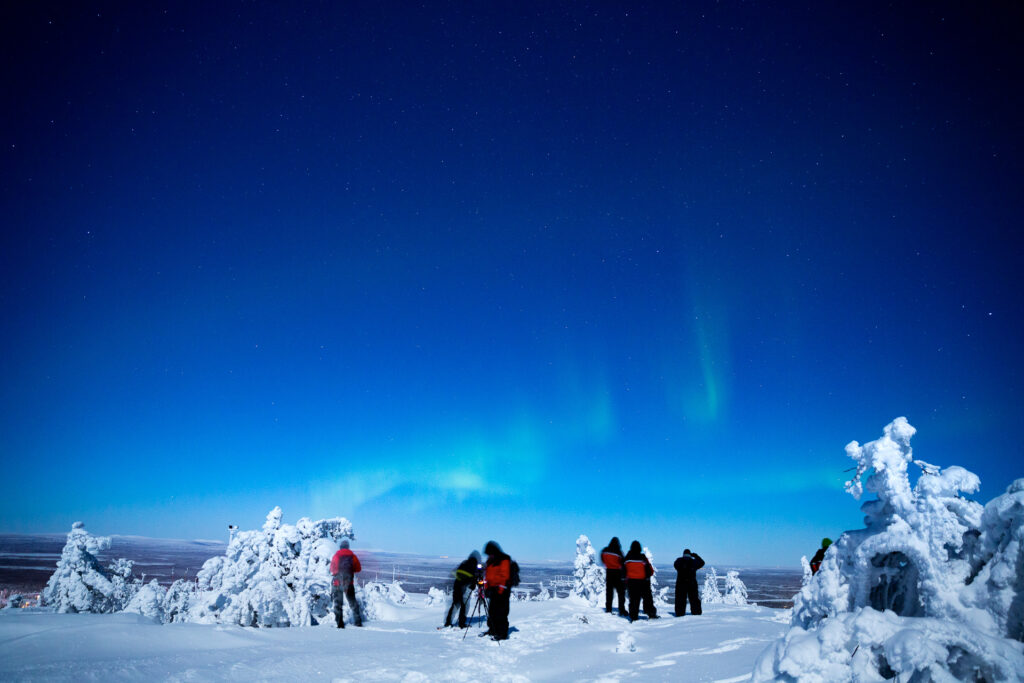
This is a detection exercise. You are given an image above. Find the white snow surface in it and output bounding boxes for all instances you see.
[0,598,784,682]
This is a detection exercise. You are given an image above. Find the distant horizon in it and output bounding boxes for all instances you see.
[0,530,807,573]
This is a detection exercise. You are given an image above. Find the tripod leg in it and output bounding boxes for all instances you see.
[462,593,483,640]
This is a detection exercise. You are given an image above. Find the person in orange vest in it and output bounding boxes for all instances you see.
[600,537,626,615]
[483,540,511,640]
[330,539,363,628]
[623,540,657,621]
[810,537,832,574]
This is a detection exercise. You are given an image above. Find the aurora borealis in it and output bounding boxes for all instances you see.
[2,2,1022,564]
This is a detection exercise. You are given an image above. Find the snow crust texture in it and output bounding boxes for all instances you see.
[754,417,1024,682]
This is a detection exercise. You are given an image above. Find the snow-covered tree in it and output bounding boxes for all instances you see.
[123,579,166,621]
[162,579,195,623]
[572,535,605,605]
[424,587,446,607]
[42,522,135,613]
[642,546,658,589]
[800,555,813,586]
[753,418,1024,682]
[188,507,354,627]
[3,592,24,609]
[533,582,552,601]
[701,567,722,604]
[722,570,748,605]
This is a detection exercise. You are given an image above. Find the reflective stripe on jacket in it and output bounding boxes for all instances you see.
[624,558,650,580]
[601,552,623,570]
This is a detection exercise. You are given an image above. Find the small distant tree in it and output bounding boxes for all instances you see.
[123,579,166,621]
[572,535,605,605]
[701,567,723,604]
[162,578,195,623]
[722,570,749,605]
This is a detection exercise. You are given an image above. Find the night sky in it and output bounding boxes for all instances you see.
[2,2,1022,565]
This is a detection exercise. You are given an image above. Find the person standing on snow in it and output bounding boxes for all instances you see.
[623,540,657,621]
[810,537,832,574]
[330,539,363,628]
[483,540,512,640]
[444,550,481,628]
[673,548,705,616]
[600,537,626,615]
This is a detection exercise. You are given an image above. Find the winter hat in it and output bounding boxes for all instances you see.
[609,537,622,552]
[484,540,502,556]
[821,538,832,548]
[629,540,642,554]
[469,550,481,563]
[683,549,691,555]
[340,539,350,549]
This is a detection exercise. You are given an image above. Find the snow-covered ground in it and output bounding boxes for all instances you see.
[0,597,786,682]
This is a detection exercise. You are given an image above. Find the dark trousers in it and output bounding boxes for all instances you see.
[445,581,470,627]
[627,578,657,620]
[605,569,625,613]
[332,576,362,627]
[486,587,510,639]
[675,579,701,615]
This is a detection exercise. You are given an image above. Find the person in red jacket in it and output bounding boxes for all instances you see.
[600,537,626,615]
[330,539,363,628]
[623,540,657,621]
[483,540,511,640]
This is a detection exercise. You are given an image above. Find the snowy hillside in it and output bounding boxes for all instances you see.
[0,597,785,682]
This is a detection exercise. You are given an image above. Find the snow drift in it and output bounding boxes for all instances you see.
[753,417,1024,682]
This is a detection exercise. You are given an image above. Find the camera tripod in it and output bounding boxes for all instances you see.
[462,582,490,641]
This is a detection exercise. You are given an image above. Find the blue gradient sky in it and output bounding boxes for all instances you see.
[2,2,1022,565]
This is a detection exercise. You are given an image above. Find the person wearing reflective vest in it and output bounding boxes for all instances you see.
[623,540,658,621]
[444,550,481,628]
[600,537,626,615]
[483,540,511,640]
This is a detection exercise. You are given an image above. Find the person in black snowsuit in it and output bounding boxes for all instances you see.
[483,540,512,640]
[444,550,481,628]
[600,537,626,615]
[673,549,705,616]
[623,540,657,621]
[810,538,832,574]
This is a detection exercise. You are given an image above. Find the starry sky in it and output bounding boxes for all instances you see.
[2,2,1022,565]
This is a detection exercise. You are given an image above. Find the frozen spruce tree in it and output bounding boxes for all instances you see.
[188,507,354,627]
[43,521,128,613]
[572,534,605,605]
[162,578,195,623]
[701,566,723,604]
[123,579,166,621]
[722,570,749,605]
[800,555,813,586]
[753,418,1024,682]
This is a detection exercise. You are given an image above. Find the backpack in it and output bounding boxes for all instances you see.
[507,559,521,588]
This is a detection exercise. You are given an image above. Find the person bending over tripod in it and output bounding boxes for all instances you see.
[445,550,481,628]
[483,540,511,641]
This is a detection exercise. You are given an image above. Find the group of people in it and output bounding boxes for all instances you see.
[442,541,514,641]
[329,539,515,640]
[330,536,710,640]
[600,537,706,621]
